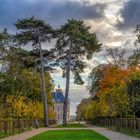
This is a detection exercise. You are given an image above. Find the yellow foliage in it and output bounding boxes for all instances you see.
[2,95,56,120]
[48,107,56,120]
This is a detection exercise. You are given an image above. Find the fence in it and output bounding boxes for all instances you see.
[0,119,56,138]
[0,119,44,134]
[91,118,140,131]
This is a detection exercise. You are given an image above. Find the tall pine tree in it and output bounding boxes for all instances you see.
[15,17,53,127]
[55,19,101,125]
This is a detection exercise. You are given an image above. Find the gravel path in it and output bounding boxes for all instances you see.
[88,125,140,140]
[2,126,140,140]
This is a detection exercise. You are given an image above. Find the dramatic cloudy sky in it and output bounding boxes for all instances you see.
[1,0,140,115]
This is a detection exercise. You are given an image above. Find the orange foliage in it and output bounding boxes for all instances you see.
[98,65,128,95]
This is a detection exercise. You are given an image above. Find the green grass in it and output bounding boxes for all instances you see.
[28,130,110,140]
[56,123,85,128]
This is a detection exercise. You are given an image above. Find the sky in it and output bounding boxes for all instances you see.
[0,0,140,115]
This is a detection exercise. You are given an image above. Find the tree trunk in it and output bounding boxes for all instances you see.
[63,50,71,126]
[38,35,49,127]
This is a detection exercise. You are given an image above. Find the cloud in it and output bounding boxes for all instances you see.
[117,0,140,30]
[49,2,106,21]
[1,0,136,115]
[51,73,89,115]
[69,86,89,115]
[0,0,106,31]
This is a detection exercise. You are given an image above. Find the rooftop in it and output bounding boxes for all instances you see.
[52,87,65,103]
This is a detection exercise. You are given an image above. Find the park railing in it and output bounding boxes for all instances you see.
[0,119,56,138]
[91,118,140,131]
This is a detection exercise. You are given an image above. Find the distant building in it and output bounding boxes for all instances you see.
[52,86,70,123]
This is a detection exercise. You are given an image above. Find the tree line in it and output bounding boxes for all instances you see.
[0,17,101,126]
[76,26,140,121]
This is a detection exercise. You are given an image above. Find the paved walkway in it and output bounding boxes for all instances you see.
[87,125,140,140]
[2,126,140,140]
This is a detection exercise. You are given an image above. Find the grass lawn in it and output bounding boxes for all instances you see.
[28,130,110,140]
[56,123,85,128]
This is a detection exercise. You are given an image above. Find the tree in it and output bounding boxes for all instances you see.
[128,49,140,68]
[0,30,28,116]
[0,68,53,119]
[99,86,129,117]
[0,29,20,73]
[97,65,128,95]
[87,64,104,97]
[136,25,140,43]
[15,17,53,127]
[105,48,127,67]
[55,19,101,125]
[127,70,140,117]
[87,64,130,118]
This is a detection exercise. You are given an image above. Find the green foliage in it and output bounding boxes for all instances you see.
[55,19,101,85]
[78,64,140,120]
[0,68,53,119]
[127,71,140,117]
[99,87,129,117]
[55,19,101,125]
[76,99,100,120]
[128,49,140,67]
[0,28,54,119]
[87,64,104,97]
[78,42,140,120]
[15,17,55,72]
[15,17,53,45]
[15,17,55,126]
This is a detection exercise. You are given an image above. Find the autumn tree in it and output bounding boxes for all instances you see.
[0,64,53,119]
[87,64,130,118]
[126,25,140,117]
[78,25,140,121]
[0,29,28,117]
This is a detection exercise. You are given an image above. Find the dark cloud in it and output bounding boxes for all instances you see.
[49,2,106,23]
[0,0,106,31]
[117,0,140,30]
